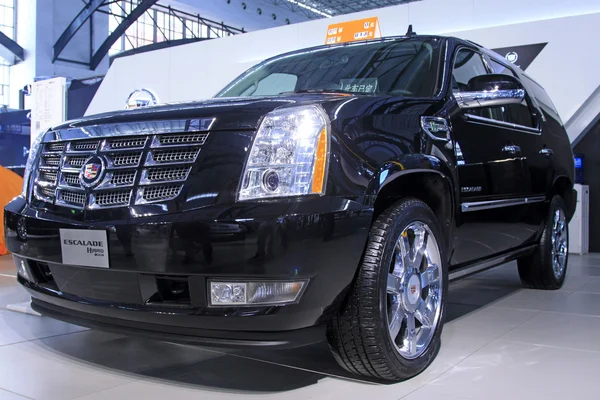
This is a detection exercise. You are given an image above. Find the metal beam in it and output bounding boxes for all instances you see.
[53,0,106,62]
[0,30,24,65]
[90,0,159,70]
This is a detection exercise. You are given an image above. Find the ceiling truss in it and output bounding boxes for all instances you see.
[264,0,421,19]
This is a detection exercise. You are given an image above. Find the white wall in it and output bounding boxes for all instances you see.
[87,0,600,142]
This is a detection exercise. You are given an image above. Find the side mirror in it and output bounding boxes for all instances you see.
[454,74,525,109]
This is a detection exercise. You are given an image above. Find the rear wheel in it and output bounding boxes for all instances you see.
[327,198,448,381]
[518,195,568,289]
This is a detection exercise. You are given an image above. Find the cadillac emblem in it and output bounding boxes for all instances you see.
[79,155,106,188]
[84,163,100,180]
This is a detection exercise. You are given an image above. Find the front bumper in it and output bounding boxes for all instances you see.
[5,196,372,347]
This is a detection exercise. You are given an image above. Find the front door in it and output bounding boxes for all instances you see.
[449,48,533,266]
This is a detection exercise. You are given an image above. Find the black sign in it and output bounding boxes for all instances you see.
[491,42,548,71]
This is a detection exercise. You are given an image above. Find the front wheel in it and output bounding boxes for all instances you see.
[518,195,569,290]
[327,198,448,381]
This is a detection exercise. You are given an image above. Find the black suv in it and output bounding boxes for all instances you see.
[4,35,575,381]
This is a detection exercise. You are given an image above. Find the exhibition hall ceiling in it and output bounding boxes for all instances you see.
[265,0,421,18]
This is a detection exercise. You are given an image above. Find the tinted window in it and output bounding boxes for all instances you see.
[217,38,443,98]
[489,59,515,76]
[507,100,535,128]
[522,75,562,123]
[453,49,510,123]
[488,59,536,128]
[452,49,487,92]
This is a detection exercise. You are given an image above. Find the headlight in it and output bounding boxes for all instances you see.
[238,105,329,201]
[22,132,44,200]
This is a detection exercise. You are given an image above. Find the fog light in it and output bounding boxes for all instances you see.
[210,280,307,306]
[14,257,30,281]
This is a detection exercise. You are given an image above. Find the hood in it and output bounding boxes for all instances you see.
[51,94,355,134]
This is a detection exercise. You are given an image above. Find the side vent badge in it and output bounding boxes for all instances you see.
[421,116,450,142]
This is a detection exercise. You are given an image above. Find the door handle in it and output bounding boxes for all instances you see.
[539,148,554,156]
[502,145,521,154]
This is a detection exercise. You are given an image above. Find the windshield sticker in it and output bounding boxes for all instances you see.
[340,79,378,94]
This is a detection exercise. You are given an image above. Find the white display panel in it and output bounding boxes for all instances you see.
[30,77,67,145]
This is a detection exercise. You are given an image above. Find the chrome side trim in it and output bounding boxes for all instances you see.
[464,114,541,135]
[449,244,537,281]
[455,88,525,109]
[461,195,546,212]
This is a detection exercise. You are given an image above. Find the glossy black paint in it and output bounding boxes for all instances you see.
[4,35,575,346]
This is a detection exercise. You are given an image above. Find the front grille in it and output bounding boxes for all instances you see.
[41,155,61,167]
[108,137,147,149]
[40,186,56,199]
[150,148,199,164]
[109,152,142,167]
[141,185,183,202]
[158,133,208,146]
[62,172,80,186]
[71,141,100,151]
[34,127,210,209]
[39,171,57,184]
[46,143,66,152]
[110,170,136,186]
[146,167,190,182]
[65,156,88,168]
[94,190,131,207]
[59,190,86,206]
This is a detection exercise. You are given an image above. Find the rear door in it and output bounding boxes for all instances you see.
[485,57,549,229]
[449,48,533,265]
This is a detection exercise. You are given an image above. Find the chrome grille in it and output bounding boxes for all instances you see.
[145,167,190,183]
[39,186,56,200]
[93,190,131,207]
[41,155,61,167]
[140,185,183,202]
[34,127,209,209]
[150,148,199,164]
[107,137,146,149]
[158,133,208,146]
[62,172,81,186]
[65,156,88,168]
[40,171,57,184]
[108,152,142,167]
[46,142,66,152]
[71,140,100,151]
[110,171,136,186]
[59,190,86,206]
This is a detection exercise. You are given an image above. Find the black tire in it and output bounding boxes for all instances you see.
[518,195,568,290]
[326,198,448,381]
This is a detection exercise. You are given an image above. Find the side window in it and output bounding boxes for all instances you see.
[522,75,562,123]
[453,49,509,123]
[489,59,537,129]
[452,49,487,92]
[489,59,514,76]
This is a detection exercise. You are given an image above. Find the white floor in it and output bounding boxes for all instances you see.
[1,254,600,400]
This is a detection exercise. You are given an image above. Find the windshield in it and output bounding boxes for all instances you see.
[216,37,444,98]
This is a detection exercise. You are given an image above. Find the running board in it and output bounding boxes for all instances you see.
[448,244,537,282]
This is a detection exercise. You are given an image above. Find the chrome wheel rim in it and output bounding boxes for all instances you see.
[551,208,568,279]
[386,221,443,360]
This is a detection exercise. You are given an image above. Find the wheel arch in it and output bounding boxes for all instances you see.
[369,157,456,250]
[551,175,576,221]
